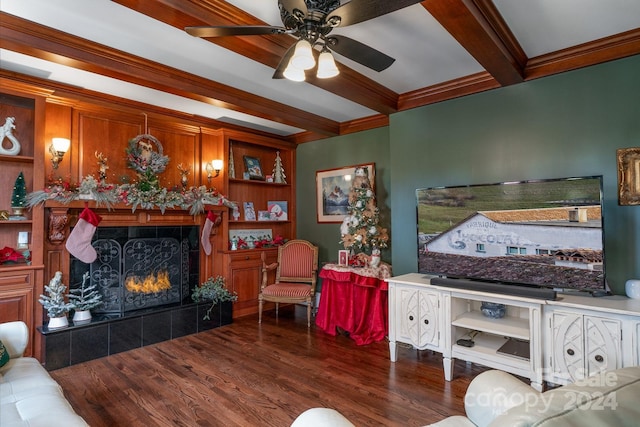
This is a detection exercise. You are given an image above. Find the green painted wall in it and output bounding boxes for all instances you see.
[296,127,391,265]
[298,54,640,295]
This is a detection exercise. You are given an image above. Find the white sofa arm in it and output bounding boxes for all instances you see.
[0,321,29,358]
[291,408,355,427]
[464,370,541,427]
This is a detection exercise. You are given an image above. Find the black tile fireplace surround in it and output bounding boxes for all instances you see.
[39,225,232,370]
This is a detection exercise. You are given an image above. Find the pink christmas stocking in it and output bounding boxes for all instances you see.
[201,210,220,256]
[65,207,102,264]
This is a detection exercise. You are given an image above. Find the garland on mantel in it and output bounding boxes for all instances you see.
[27,134,237,215]
[26,175,236,215]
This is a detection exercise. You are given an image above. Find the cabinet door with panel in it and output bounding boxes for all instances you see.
[397,286,440,349]
[549,310,621,384]
[388,281,442,362]
[225,249,277,318]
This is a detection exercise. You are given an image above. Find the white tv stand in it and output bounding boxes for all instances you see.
[387,274,640,390]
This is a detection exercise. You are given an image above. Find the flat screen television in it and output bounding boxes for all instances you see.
[416,175,606,295]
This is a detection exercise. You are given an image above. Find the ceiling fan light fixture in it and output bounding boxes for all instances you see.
[283,61,306,82]
[290,39,315,70]
[316,49,339,79]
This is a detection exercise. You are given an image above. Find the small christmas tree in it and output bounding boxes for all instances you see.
[272,151,287,184]
[68,272,103,311]
[39,271,74,318]
[339,166,389,256]
[11,172,27,216]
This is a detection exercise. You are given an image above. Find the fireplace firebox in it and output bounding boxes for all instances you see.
[69,225,200,318]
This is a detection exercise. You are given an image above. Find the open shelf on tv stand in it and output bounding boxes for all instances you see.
[445,289,543,390]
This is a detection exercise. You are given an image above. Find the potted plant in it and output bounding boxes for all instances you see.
[39,271,74,329]
[191,276,237,320]
[68,271,103,323]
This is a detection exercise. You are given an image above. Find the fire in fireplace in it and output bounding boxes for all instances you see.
[69,225,200,318]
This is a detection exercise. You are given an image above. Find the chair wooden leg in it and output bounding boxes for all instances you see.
[258,297,263,324]
[275,302,279,318]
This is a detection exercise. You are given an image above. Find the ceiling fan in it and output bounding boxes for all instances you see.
[185,0,424,81]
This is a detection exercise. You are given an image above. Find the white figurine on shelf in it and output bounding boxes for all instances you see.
[0,117,21,156]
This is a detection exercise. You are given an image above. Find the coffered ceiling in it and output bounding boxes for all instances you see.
[1,0,639,143]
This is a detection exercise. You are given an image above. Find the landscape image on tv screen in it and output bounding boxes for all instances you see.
[416,176,605,292]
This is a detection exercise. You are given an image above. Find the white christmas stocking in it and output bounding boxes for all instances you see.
[201,210,220,256]
[65,207,102,264]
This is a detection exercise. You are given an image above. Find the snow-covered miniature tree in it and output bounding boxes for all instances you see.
[39,271,74,318]
[68,272,102,311]
[339,166,389,255]
[272,151,287,184]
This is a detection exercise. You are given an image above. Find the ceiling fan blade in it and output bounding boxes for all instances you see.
[272,44,298,79]
[326,0,424,27]
[185,26,289,38]
[327,35,395,72]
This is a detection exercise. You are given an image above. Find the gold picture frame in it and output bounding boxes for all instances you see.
[617,147,640,205]
[316,163,375,223]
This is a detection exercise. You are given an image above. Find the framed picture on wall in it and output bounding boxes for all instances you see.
[617,147,640,205]
[315,163,375,223]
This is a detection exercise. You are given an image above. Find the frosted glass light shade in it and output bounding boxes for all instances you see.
[283,62,305,82]
[51,137,71,153]
[290,40,315,70]
[212,159,223,171]
[316,50,339,79]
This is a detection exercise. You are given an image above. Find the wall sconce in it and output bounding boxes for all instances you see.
[206,159,223,183]
[49,137,70,169]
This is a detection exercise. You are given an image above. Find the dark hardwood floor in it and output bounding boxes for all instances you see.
[50,306,487,427]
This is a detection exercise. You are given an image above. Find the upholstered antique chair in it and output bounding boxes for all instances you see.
[259,239,319,327]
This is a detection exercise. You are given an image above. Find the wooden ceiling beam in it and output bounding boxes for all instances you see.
[0,12,340,136]
[423,0,525,86]
[113,0,399,115]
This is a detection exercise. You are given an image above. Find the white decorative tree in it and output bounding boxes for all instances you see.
[339,166,389,257]
[272,151,287,184]
[68,272,102,311]
[39,271,74,319]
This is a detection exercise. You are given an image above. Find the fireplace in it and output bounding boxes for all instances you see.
[69,225,200,318]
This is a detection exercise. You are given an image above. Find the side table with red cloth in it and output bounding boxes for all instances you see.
[315,262,391,345]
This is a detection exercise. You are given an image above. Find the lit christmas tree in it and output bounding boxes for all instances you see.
[11,171,27,209]
[10,171,27,219]
[339,166,389,255]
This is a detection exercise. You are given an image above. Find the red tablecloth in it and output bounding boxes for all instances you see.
[315,263,391,345]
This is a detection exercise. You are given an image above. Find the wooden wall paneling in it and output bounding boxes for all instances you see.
[201,128,225,190]
[75,109,142,185]
[199,129,225,281]
[146,123,199,190]
[44,102,72,179]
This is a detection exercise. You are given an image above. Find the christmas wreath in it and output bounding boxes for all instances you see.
[125,134,169,175]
